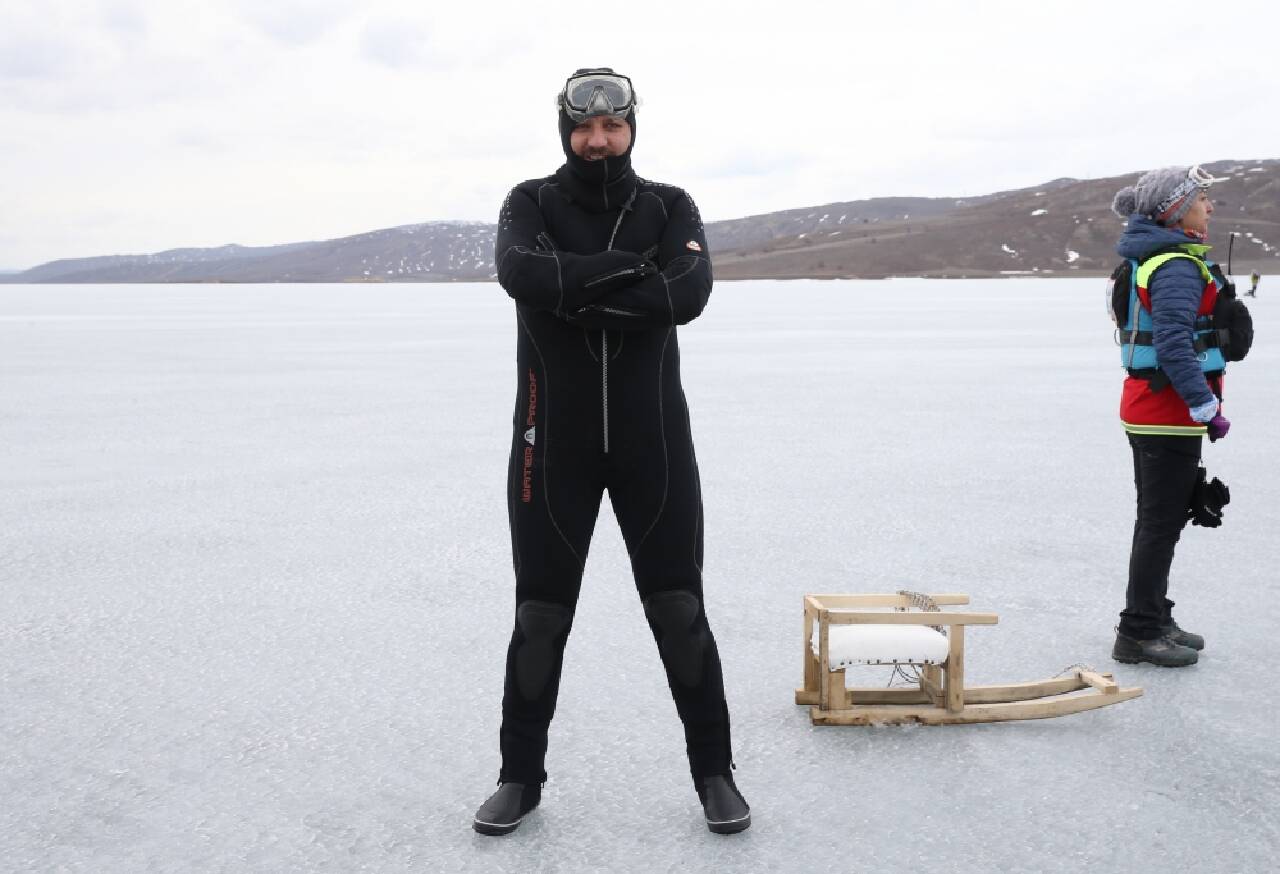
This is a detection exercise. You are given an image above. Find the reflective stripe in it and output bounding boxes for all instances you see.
[1121,421,1207,436]
[1133,248,1212,289]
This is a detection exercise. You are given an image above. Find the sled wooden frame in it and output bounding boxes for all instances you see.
[795,594,1143,725]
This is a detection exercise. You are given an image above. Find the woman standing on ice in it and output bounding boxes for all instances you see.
[1109,166,1231,668]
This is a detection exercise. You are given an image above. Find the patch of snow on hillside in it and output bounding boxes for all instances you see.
[1035,192,1046,197]
[1001,243,1019,257]
[1066,249,1080,263]
[1248,167,1266,172]
[1031,209,1047,216]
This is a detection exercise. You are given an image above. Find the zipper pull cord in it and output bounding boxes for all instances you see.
[602,330,609,454]
[606,189,638,251]
[600,189,633,457]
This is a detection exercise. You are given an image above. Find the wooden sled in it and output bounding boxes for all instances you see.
[795,593,1142,725]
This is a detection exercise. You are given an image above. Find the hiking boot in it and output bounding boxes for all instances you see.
[697,774,751,835]
[1112,630,1198,667]
[1160,620,1204,651]
[472,782,540,836]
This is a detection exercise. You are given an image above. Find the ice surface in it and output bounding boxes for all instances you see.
[2,280,1279,872]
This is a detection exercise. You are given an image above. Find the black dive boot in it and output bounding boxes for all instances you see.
[1112,630,1198,667]
[697,774,750,834]
[1159,620,1205,651]
[472,782,540,836]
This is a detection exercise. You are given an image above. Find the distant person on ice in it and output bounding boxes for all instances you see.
[1109,165,1235,667]
[1248,270,1260,297]
[472,68,750,837]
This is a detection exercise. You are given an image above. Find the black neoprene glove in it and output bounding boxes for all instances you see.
[1188,468,1230,527]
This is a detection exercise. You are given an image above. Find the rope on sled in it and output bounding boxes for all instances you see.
[896,589,944,633]
[880,590,946,686]
[1053,662,1097,678]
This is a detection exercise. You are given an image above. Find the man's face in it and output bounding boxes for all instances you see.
[569,115,631,161]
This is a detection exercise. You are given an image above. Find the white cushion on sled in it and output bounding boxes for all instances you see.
[811,624,950,667]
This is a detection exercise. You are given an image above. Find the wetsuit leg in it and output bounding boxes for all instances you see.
[608,378,732,784]
[1121,434,1202,638]
[499,423,605,784]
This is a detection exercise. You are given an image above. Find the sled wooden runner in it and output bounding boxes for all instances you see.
[795,593,1142,725]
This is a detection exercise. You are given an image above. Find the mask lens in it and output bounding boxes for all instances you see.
[564,75,632,115]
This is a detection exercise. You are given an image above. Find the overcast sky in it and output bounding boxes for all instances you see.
[2,0,1276,269]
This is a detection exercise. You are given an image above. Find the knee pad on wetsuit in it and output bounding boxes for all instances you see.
[514,600,573,700]
[642,590,707,687]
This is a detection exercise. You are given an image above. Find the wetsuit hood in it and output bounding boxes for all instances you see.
[554,107,638,214]
[1116,215,1209,261]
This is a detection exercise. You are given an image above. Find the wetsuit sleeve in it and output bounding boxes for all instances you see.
[1149,259,1218,410]
[494,186,655,316]
[566,193,713,330]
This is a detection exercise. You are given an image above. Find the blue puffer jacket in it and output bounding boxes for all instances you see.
[1116,216,1217,411]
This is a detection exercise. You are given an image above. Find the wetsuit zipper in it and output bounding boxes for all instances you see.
[601,192,634,458]
[602,330,609,454]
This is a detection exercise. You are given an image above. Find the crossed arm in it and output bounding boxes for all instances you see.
[494,186,713,330]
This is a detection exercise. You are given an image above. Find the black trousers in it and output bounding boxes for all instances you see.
[497,340,731,786]
[1120,433,1203,639]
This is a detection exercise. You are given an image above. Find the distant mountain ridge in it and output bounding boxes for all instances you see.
[10,223,495,284]
[6,160,1277,283]
[715,159,1279,279]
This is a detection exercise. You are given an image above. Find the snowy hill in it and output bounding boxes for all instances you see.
[5,160,1277,283]
[715,159,1280,279]
[9,223,497,284]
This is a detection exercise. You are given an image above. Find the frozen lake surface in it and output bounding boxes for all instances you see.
[2,279,1278,872]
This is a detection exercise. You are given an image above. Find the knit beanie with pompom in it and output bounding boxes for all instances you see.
[1112,166,1205,225]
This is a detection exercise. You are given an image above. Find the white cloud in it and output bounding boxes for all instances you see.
[360,17,434,70]
[1,0,1278,268]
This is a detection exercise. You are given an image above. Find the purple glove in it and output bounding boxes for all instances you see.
[1207,414,1231,442]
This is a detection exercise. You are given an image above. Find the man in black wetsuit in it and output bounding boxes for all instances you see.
[472,68,750,837]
